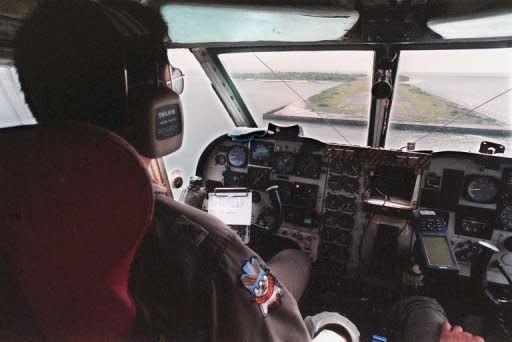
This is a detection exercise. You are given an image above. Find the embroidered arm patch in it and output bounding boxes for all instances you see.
[239,257,283,317]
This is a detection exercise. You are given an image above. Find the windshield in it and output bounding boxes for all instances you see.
[387,48,512,154]
[219,51,374,146]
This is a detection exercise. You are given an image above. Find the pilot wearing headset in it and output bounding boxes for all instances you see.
[13,1,484,341]
[13,1,351,340]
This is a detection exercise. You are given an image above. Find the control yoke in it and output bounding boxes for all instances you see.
[251,185,283,234]
[472,241,512,305]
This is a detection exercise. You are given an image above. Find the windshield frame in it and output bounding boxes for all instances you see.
[204,38,512,152]
[208,43,383,146]
[383,39,512,152]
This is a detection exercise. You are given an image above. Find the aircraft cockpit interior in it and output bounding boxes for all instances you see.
[191,123,512,339]
[1,0,512,340]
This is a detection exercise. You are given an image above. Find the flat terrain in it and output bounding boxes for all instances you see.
[305,75,499,126]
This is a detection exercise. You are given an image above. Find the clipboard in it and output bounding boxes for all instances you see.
[208,188,252,244]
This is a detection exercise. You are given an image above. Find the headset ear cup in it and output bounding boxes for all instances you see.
[126,86,183,158]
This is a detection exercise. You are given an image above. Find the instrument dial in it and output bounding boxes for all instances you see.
[466,176,498,203]
[499,205,512,231]
[323,212,355,229]
[215,154,227,165]
[296,155,321,179]
[328,176,344,191]
[248,167,270,190]
[324,212,341,226]
[274,152,296,174]
[250,141,274,166]
[228,145,248,168]
[331,160,344,174]
[342,178,359,193]
[223,171,247,187]
[343,163,360,178]
[340,196,357,212]
[326,195,341,210]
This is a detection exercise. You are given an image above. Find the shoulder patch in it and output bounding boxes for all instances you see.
[239,257,283,317]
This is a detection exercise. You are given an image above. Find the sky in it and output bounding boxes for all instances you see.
[217,48,512,75]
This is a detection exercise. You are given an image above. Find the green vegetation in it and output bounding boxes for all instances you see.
[308,77,369,115]
[391,83,495,124]
[398,75,410,82]
[302,75,495,125]
[233,72,364,82]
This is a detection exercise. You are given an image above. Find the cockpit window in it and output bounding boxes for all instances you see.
[163,49,235,198]
[387,48,512,154]
[219,51,374,146]
[428,10,512,39]
[0,65,35,129]
[160,4,358,44]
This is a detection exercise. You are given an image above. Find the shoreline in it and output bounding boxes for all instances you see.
[262,113,512,137]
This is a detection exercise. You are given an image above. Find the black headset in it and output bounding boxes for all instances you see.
[102,2,184,158]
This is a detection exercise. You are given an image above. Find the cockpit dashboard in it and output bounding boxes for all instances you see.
[195,127,512,287]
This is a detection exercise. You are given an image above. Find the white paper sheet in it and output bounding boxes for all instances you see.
[208,191,252,226]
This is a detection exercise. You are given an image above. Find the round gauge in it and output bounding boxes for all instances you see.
[326,195,341,210]
[328,176,343,191]
[274,152,296,174]
[296,155,321,179]
[248,167,270,190]
[215,154,227,165]
[343,162,360,178]
[342,178,360,193]
[466,176,498,203]
[250,142,273,166]
[324,212,341,226]
[323,212,354,229]
[227,145,248,168]
[223,171,247,187]
[499,205,512,230]
[340,196,357,212]
[331,160,344,174]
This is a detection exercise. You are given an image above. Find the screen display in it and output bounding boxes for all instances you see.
[423,235,456,266]
[373,166,417,200]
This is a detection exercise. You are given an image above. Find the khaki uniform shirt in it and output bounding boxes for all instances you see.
[129,193,312,342]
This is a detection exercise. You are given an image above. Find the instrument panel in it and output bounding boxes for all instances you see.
[198,135,328,261]
[196,132,512,284]
[196,132,431,273]
[419,152,512,284]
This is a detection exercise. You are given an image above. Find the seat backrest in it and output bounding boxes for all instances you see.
[0,121,154,340]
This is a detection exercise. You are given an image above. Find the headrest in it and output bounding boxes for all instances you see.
[0,122,154,339]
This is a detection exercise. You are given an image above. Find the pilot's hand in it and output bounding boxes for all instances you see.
[439,322,484,342]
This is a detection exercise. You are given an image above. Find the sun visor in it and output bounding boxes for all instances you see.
[128,87,183,158]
